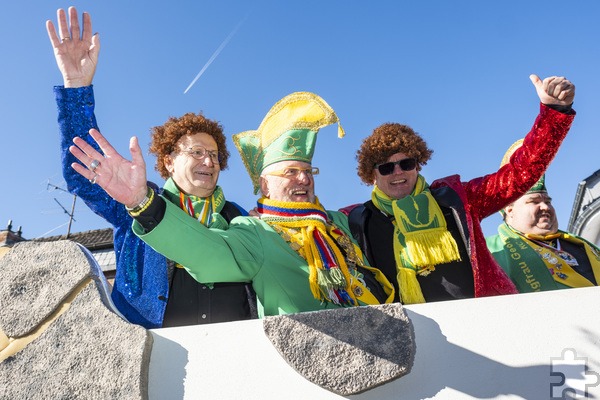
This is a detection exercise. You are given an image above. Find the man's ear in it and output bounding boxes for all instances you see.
[504,204,514,221]
[164,154,174,174]
[259,176,270,197]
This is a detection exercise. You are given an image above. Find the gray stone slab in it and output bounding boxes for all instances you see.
[263,303,415,395]
[0,240,92,337]
[0,240,152,400]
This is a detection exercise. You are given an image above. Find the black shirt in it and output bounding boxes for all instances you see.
[160,200,257,327]
[349,200,474,303]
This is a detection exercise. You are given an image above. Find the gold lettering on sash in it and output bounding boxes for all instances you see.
[519,261,540,291]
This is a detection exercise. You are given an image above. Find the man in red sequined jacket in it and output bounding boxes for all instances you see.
[342,75,575,305]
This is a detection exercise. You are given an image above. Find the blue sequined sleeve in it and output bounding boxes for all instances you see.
[55,85,168,328]
[55,86,129,226]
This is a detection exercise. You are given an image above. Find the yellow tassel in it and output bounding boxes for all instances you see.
[337,122,345,138]
[403,229,461,267]
[398,267,426,304]
[305,229,323,301]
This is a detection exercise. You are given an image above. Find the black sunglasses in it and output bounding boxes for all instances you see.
[376,158,417,175]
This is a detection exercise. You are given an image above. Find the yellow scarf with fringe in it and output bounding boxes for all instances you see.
[371,175,461,304]
[257,197,376,306]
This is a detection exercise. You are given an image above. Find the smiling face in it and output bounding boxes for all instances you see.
[373,152,419,200]
[505,192,558,236]
[260,160,316,203]
[164,132,220,198]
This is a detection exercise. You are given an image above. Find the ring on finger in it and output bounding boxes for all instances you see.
[90,159,101,172]
[89,174,98,184]
[61,36,72,42]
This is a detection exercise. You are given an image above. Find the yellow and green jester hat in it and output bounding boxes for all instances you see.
[501,138,547,195]
[499,138,548,217]
[233,91,345,194]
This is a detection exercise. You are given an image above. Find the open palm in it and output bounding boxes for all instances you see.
[46,7,99,88]
[70,129,149,208]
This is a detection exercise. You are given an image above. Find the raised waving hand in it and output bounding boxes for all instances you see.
[46,6,100,88]
[69,129,149,208]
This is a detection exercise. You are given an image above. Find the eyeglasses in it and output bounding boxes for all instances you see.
[178,146,220,163]
[375,158,417,175]
[265,167,320,179]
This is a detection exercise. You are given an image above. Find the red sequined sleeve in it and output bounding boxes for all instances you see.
[463,103,575,220]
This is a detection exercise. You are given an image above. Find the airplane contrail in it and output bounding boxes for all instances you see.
[183,15,248,94]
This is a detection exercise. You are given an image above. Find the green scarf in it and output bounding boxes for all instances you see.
[371,175,461,304]
[496,223,600,291]
[162,178,229,230]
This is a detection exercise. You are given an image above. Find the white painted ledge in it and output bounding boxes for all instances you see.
[149,286,600,399]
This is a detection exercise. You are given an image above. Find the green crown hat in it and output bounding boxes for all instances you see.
[233,91,345,194]
[501,138,547,194]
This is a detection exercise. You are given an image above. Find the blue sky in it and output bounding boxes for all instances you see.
[1,1,598,240]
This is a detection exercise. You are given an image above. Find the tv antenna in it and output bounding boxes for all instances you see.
[47,181,77,237]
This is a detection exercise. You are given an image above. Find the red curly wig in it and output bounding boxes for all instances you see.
[357,122,433,185]
[149,112,229,179]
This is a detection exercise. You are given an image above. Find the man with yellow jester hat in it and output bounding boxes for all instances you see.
[68,91,394,317]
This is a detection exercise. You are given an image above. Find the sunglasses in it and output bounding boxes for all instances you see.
[376,158,417,175]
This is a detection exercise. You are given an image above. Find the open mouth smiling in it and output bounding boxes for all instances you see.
[195,170,213,177]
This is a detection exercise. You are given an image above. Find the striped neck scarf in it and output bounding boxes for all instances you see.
[163,178,229,230]
[371,175,461,304]
[257,197,360,306]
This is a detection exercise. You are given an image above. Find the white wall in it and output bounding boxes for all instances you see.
[149,287,600,399]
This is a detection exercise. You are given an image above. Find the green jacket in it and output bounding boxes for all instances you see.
[133,199,391,317]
